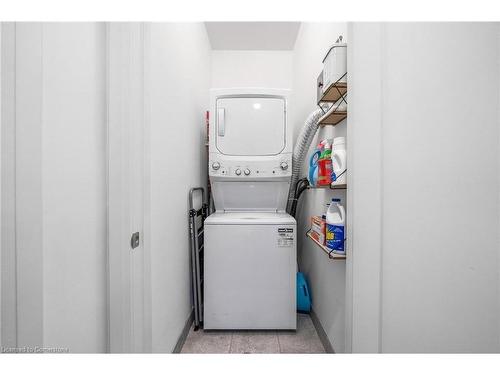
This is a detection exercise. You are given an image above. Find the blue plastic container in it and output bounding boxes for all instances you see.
[308,150,321,187]
[296,272,311,312]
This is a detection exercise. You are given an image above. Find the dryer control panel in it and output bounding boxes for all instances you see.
[209,157,292,179]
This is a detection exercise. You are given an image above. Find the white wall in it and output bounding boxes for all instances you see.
[148,23,211,352]
[291,22,348,353]
[1,22,107,352]
[350,22,500,353]
[211,50,292,88]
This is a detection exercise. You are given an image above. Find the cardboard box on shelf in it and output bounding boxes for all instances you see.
[310,216,326,245]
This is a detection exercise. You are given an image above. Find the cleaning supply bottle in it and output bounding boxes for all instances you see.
[326,198,345,253]
[331,137,347,185]
[308,150,321,187]
[296,272,311,312]
[317,140,332,186]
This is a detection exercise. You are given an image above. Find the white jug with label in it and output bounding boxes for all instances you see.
[326,198,345,254]
[331,137,346,185]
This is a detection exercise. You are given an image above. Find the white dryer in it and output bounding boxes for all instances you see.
[204,88,296,330]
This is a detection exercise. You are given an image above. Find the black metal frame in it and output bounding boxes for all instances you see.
[306,229,347,260]
[188,187,208,331]
[318,71,348,116]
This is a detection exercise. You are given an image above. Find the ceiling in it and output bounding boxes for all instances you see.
[205,22,301,50]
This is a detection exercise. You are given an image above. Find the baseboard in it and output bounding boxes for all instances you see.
[172,310,194,353]
[310,309,335,353]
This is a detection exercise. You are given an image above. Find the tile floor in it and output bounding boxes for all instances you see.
[180,313,327,354]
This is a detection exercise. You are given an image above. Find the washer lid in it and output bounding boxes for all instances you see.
[205,212,296,225]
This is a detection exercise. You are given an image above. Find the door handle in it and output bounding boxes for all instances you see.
[131,232,140,249]
[217,108,225,137]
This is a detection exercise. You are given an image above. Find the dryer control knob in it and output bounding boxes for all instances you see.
[280,162,289,170]
[244,168,251,176]
[212,162,220,170]
[235,168,241,176]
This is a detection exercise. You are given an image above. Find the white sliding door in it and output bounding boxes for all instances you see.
[1,22,108,353]
[107,22,152,353]
[348,22,500,353]
[2,22,210,354]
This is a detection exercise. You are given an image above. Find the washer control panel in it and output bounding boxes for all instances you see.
[209,157,292,178]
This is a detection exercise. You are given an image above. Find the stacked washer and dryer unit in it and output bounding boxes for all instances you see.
[204,88,297,330]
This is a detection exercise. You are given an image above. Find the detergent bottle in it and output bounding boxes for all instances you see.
[331,137,347,185]
[317,140,332,186]
[308,150,321,187]
[326,198,345,253]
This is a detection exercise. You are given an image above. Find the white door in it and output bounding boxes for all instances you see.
[107,23,151,353]
[2,22,151,353]
[216,96,286,156]
[1,23,108,353]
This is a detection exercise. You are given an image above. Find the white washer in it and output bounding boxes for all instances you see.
[204,212,296,329]
[204,88,296,330]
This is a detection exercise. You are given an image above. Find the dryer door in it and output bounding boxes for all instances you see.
[216,96,286,156]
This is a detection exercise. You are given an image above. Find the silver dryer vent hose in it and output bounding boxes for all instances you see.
[286,108,325,214]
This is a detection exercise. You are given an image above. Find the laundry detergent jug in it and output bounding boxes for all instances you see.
[296,272,311,313]
[308,150,321,187]
[331,137,346,185]
[317,140,332,186]
[326,198,345,253]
